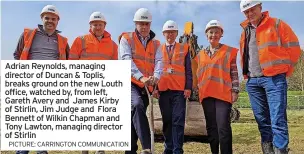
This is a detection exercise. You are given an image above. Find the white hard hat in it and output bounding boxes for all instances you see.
[162,20,178,32]
[89,12,106,24]
[40,5,60,18]
[205,20,224,33]
[133,8,152,22]
[240,0,262,12]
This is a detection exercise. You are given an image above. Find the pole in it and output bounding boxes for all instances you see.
[145,85,155,154]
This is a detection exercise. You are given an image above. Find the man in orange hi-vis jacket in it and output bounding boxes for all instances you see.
[239,0,301,153]
[69,11,118,60]
[118,8,163,154]
[14,4,69,61]
[154,20,192,154]
[69,11,117,154]
[14,4,69,154]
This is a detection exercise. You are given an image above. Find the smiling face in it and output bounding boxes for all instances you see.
[41,13,59,32]
[243,4,263,25]
[90,21,106,37]
[206,27,223,45]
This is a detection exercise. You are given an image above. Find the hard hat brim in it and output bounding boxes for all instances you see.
[241,2,262,12]
[134,19,152,22]
[40,12,60,19]
[90,20,107,24]
[205,26,224,33]
[162,29,178,32]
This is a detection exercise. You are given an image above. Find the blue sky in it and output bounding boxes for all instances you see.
[1,1,304,79]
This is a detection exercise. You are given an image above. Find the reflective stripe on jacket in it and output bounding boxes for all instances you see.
[69,30,118,60]
[196,44,238,103]
[20,28,67,60]
[240,11,301,79]
[158,42,189,91]
[121,32,160,92]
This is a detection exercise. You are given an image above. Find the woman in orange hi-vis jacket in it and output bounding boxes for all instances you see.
[195,20,239,154]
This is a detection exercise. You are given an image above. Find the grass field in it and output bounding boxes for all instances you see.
[235,92,304,109]
[2,109,304,154]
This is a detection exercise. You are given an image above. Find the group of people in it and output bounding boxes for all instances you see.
[14,0,301,154]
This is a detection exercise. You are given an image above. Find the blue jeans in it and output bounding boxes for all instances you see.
[246,73,289,150]
[16,151,47,154]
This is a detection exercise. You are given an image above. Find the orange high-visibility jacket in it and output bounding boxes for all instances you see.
[196,44,238,103]
[120,32,160,92]
[69,30,118,60]
[240,11,301,79]
[158,42,189,91]
[19,28,68,60]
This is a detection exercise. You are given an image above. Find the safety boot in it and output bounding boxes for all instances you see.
[95,150,106,154]
[82,151,89,154]
[274,147,289,154]
[261,142,275,154]
[140,149,152,154]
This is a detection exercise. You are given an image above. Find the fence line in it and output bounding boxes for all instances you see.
[235,95,304,110]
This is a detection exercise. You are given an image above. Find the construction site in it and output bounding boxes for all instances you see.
[1,1,304,154]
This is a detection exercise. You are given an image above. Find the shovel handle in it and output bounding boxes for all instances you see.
[144,84,156,153]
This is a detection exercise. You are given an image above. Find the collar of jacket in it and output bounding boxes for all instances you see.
[37,24,61,35]
[205,43,223,55]
[165,41,176,46]
[240,11,270,29]
[206,43,222,51]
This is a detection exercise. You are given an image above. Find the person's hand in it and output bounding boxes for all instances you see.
[140,76,151,85]
[184,89,191,98]
[232,92,239,103]
[193,86,198,92]
[152,90,159,99]
[148,76,159,86]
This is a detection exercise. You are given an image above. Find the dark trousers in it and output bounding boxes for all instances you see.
[159,90,186,154]
[202,97,232,154]
[125,84,151,154]
[16,151,47,154]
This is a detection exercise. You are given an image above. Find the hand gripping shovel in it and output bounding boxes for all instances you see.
[144,84,156,154]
